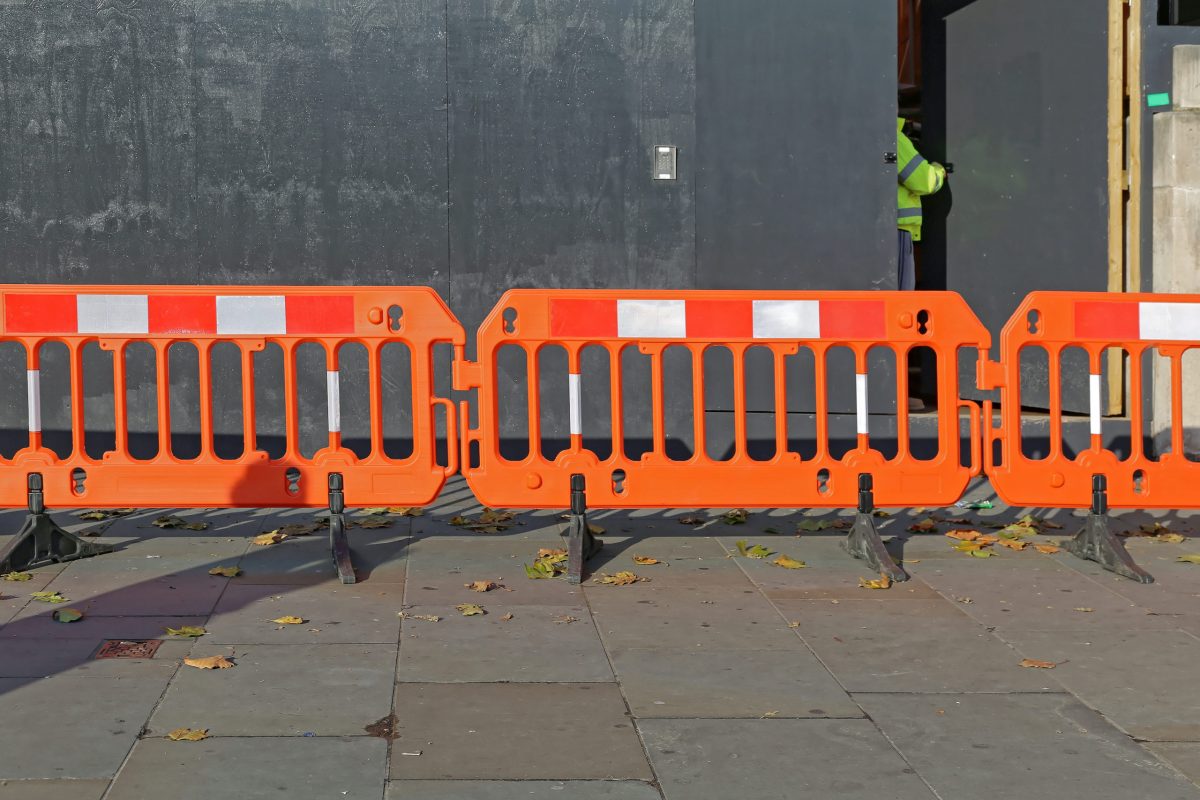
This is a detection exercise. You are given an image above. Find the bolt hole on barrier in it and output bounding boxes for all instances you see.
[0,286,464,582]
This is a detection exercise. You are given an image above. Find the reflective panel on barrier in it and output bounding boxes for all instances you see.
[456,290,990,509]
[983,291,1200,509]
[0,286,463,508]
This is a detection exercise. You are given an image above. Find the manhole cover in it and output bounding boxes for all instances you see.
[95,640,162,659]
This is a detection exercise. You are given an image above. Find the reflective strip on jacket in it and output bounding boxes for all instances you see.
[897,118,945,242]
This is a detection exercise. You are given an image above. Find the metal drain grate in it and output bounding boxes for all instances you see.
[95,639,162,659]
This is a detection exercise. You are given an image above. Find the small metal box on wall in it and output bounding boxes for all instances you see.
[653,146,678,180]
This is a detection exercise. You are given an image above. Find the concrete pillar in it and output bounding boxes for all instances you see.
[1151,45,1200,456]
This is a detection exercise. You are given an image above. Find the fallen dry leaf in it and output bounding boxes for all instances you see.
[952,541,988,552]
[788,621,801,628]
[859,575,892,590]
[355,515,394,530]
[1177,554,1200,564]
[588,523,606,536]
[30,591,68,603]
[722,509,749,525]
[908,517,940,533]
[2,572,33,582]
[271,616,305,625]
[465,581,499,592]
[632,556,662,565]
[998,539,1027,551]
[1074,607,1095,613]
[538,548,567,561]
[166,626,207,638]
[501,613,514,621]
[52,608,83,623]
[153,515,209,531]
[945,530,981,541]
[968,549,996,558]
[1019,658,1057,669]
[208,566,242,577]
[277,522,324,537]
[167,728,209,742]
[873,510,892,518]
[251,531,288,546]
[1034,544,1062,554]
[399,612,441,623]
[977,534,999,545]
[678,515,706,525]
[79,508,136,520]
[388,507,424,517]
[456,603,486,616]
[772,554,807,569]
[595,571,646,586]
[1000,523,1039,539]
[183,655,235,670]
[555,615,579,624]
[1156,533,1186,544]
[735,540,774,559]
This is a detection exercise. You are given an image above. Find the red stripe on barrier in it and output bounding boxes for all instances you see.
[149,296,216,334]
[5,294,77,334]
[686,300,753,338]
[820,300,886,339]
[550,299,618,338]
[1075,301,1137,340]
[285,295,355,334]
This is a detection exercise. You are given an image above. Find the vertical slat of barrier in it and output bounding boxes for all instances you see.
[1171,351,1185,456]
[282,342,300,459]
[69,343,86,459]
[691,347,707,461]
[112,343,129,456]
[732,344,748,460]
[197,342,215,459]
[608,343,625,461]
[813,343,830,461]
[326,345,341,452]
[894,344,910,460]
[240,346,257,456]
[1088,350,1103,449]
[154,342,172,460]
[1048,344,1064,460]
[567,348,582,452]
[854,349,869,451]
[1127,345,1145,460]
[367,343,384,459]
[649,348,665,457]
[26,346,41,451]
[526,345,541,460]
[773,348,788,460]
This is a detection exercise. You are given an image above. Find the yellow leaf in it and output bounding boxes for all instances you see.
[457,603,486,616]
[772,554,807,569]
[465,580,498,592]
[968,549,996,558]
[166,626,207,638]
[30,591,68,603]
[251,531,288,546]
[1000,523,1039,539]
[2,572,33,582]
[167,728,209,742]
[1177,554,1200,564]
[1019,658,1056,669]
[271,616,305,625]
[183,655,235,670]
[1156,533,1186,544]
[1034,544,1062,554]
[998,539,1027,551]
[632,556,662,565]
[859,575,892,590]
[555,615,579,624]
[595,571,646,586]
[735,540,774,559]
[945,530,981,541]
[977,534,999,545]
[525,560,563,579]
[952,541,988,552]
[1074,607,1095,612]
[501,613,514,621]
[448,515,471,526]
[208,566,242,577]
[387,507,425,517]
[399,612,441,622]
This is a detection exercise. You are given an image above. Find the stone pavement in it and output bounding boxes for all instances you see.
[0,476,1199,799]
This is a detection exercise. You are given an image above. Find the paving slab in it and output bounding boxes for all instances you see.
[856,693,1200,800]
[7,565,230,618]
[772,598,1057,693]
[207,582,403,644]
[237,531,410,584]
[639,718,935,800]
[0,637,190,679]
[398,604,612,682]
[0,779,109,800]
[106,736,387,800]
[586,586,809,651]
[609,646,861,719]
[387,780,662,799]
[999,629,1200,741]
[584,536,752,588]
[391,683,652,780]
[0,566,65,625]
[1147,743,1200,787]
[0,613,208,641]
[146,643,397,737]
[405,540,585,606]
[0,675,174,779]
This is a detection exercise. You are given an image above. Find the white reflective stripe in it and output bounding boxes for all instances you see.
[569,373,582,435]
[1090,373,1101,435]
[76,294,148,334]
[616,299,686,338]
[216,296,287,335]
[1139,302,1200,340]
[856,373,868,435]
[26,370,40,433]
[752,300,820,339]
[326,371,341,433]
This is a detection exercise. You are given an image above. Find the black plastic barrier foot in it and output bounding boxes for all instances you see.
[1064,475,1153,584]
[327,473,357,585]
[564,474,602,585]
[0,473,113,574]
[841,474,908,583]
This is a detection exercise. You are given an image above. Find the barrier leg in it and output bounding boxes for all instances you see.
[1064,475,1153,584]
[841,473,908,583]
[327,473,357,585]
[0,473,113,574]
[564,474,602,585]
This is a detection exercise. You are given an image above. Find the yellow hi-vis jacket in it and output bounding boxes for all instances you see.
[897,118,945,241]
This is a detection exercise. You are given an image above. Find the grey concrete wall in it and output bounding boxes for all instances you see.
[1151,45,1200,457]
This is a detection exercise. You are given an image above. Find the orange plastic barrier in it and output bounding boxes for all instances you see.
[456,290,990,510]
[983,291,1200,510]
[0,285,462,509]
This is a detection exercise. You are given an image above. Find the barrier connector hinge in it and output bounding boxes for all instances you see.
[977,358,1005,392]
[452,356,483,391]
